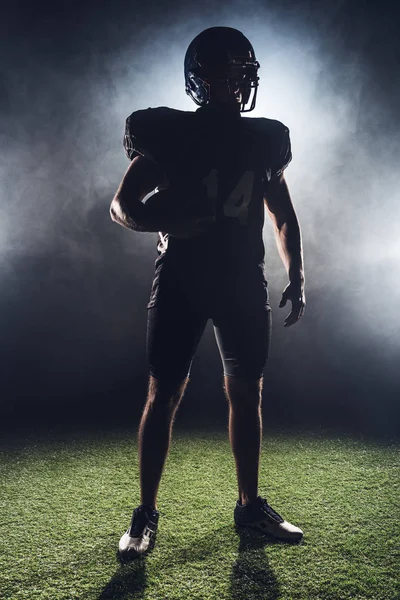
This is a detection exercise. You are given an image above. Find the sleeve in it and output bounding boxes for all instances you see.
[272,125,292,179]
[264,120,292,183]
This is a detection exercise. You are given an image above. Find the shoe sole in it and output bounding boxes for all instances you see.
[234,521,303,543]
[117,535,157,563]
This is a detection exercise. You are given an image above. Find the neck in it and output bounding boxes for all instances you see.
[204,100,241,115]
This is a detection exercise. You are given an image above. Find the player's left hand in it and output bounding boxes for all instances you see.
[279,282,306,327]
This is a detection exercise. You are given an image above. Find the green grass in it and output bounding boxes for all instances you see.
[0,427,399,600]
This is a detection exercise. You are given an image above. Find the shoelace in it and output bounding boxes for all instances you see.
[259,497,284,523]
[129,506,157,536]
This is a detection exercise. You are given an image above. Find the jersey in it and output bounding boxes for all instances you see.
[123,103,292,306]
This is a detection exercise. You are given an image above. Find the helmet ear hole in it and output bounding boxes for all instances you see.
[186,71,210,107]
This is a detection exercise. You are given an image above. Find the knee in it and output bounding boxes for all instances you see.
[224,376,263,408]
[146,375,188,411]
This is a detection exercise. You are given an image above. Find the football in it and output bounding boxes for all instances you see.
[143,182,215,222]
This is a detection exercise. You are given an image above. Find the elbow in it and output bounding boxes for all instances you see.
[110,196,124,223]
[274,219,287,235]
[276,214,298,234]
[109,203,117,222]
[109,195,146,232]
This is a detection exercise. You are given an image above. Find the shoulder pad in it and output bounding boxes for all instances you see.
[123,107,188,164]
[245,117,292,181]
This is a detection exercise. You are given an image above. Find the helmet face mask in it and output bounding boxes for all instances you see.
[185,27,260,113]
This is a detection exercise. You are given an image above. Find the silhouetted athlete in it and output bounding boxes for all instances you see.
[110,26,306,558]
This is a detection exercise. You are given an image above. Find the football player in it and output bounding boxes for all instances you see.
[111,26,306,558]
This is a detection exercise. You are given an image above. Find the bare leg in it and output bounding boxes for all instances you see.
[224,376,263,506]
[138,375,188,510]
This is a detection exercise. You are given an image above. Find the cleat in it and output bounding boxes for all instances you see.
[118,504,159,559]
[234,495,303,542]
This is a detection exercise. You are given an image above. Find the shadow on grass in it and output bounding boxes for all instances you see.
[96,526,300,599]
[97,554,147,600]
[230,527,288,600]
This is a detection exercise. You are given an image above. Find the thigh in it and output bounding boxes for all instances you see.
[146,301,208,383]
[213,281,272,379]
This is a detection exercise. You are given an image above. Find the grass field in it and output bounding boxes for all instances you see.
[0,426,399,600]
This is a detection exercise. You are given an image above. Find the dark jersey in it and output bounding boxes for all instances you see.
[123,103,291,290]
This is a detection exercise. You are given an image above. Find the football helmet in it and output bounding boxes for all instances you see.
[184,26,260,113]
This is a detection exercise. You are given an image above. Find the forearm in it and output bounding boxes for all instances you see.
[110,195,159,233]
[110,154,169,233]
[275,217,305,286]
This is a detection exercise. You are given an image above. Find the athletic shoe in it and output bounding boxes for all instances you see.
[118,504,159,558]
[234,496,303,542]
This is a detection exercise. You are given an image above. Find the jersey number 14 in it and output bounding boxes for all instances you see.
[202,169,255,225]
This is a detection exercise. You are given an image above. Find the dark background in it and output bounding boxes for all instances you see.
[1,0,399,437]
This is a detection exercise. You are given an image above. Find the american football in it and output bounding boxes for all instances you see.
[143,181,216,223]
